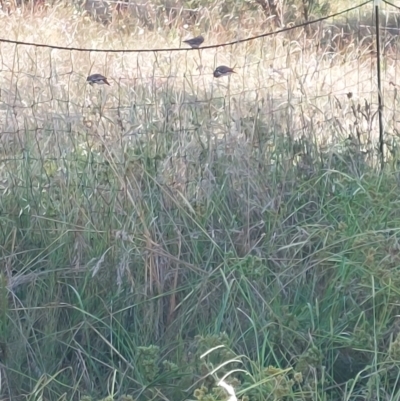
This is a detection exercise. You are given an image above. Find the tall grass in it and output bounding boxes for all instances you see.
[1,1,400,401]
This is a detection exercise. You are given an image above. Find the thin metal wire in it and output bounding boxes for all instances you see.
[0,0,372,53]
[382,0,400,10]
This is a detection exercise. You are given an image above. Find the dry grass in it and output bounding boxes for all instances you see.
[1,1,399,159]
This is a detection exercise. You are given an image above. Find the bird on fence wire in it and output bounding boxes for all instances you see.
[213,65,236,78]
[183,35,205,49]
[86,73,110,86]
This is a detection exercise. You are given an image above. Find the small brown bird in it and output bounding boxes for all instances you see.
[86,73,110,86]
[213,65,236,78]
[183,35,205,49]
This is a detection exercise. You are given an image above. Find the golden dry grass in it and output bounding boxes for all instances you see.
[0,1,399,171]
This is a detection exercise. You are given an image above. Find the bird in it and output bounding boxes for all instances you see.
[213,65,236,78]
[183,35,205,49]
[86,73,110,86]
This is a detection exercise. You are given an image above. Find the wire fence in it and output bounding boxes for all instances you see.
[0,0,400,224]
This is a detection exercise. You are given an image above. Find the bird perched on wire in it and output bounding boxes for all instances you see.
[183,35,205,49]
[86,73,110,86]
[213,65,236,78]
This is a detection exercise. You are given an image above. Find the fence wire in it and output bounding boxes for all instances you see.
[0,0,400,224]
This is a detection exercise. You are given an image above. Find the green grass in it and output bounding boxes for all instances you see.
[3,128,400,401]
[2,1,400,401]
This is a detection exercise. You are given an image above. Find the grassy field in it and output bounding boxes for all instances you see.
[2,1,400,401]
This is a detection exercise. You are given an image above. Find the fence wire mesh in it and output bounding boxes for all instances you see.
[0,0,399,239]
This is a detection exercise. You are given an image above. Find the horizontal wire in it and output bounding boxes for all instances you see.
[382,0,400,10]
[0,0,372,53]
